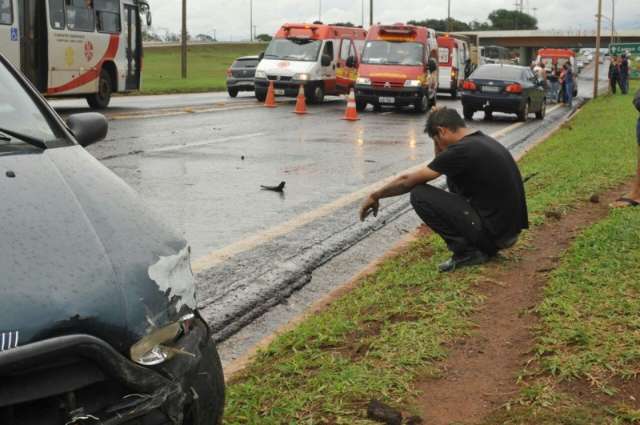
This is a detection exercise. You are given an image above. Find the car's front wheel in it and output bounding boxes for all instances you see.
[255,89,267,102]
[356,100,367,112]
[228,88,238,98]
[415,93,429,113]
[184,338,225,425]
[309,85,325,104]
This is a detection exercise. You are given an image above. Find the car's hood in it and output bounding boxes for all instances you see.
[256,59,317,77]
[358,64,425,82]
[0,146,196,354]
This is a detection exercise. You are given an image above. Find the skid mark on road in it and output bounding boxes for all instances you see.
[99,132,266,160]
[191,105,564,272]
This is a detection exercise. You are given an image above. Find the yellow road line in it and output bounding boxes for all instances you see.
[191,105,565,272]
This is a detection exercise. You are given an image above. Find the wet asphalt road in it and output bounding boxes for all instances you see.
[52,61,609,366]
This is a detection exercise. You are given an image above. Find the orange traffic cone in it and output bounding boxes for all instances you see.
[264,80,277,108]
[342,89,360,121]
[293,84,308,115]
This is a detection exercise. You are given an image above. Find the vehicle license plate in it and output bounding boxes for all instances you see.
[274,89,285,95]
[481,86,501,93]
[379,96,395,104]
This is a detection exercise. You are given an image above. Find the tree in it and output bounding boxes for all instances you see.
[407,18,470,32]
[487,9,537,30]
[256,33,273,42]
[142,29,162,42]
[469,20,492,31]
[195,33,215,42]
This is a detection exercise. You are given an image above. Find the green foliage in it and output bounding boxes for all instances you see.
[141,43,266,94]
[255,33,273,42]
[407,18,471,32]
[488,9,538,30]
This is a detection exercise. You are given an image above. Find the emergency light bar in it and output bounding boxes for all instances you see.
[379,26,417,36]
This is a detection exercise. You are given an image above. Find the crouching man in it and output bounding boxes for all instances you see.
[359,107,529,272]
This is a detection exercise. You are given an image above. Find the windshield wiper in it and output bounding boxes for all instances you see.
[0,128,46,149]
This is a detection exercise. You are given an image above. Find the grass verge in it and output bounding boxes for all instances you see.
[141,43,265,95]
[224,84,639,424]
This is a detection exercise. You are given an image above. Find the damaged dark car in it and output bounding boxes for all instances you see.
[0,54,224,424]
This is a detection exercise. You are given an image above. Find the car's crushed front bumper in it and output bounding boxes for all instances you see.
[0,316,218,425]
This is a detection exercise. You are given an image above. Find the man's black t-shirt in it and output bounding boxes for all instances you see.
[427,131,529,240]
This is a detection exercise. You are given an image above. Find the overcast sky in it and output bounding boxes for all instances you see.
[149,1,637,41]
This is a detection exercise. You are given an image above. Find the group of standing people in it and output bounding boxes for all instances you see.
[609,54,630,95]
[533,61,574,107]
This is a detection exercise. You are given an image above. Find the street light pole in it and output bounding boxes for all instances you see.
[181,0,187,79]
[370,0,373,26]
[611,0,615,45]
[447,0,452,32]
[594,0,603,98]
[249,0,253,41]
[319,0,322,22]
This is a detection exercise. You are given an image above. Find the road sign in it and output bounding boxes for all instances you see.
[610,43,640,80]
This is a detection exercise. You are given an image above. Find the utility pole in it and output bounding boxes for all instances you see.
[369,0,373,26]
[181,0,187,79]
[611,0,615,45]
[594,0,603,98]
[249,0,253,41]
[319,0,322,22]
[361,0,365,27]
[447,0,452,32]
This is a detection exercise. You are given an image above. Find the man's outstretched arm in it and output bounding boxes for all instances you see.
[359,167,441,221]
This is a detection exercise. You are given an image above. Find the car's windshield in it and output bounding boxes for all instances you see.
[471,65,524,81]
[362,41,424,66]
[264,39,322,62]
[0,61,61,150]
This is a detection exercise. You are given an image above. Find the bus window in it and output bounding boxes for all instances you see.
[95,0,120,33]
[49,0,65,29]
[0,0,12,25]
[66,0,95,32]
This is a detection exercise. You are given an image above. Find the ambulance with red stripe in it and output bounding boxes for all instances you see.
[254,23,367,104]
[437,34,470,99]
[354,24,439,113]
[0,0,151,109]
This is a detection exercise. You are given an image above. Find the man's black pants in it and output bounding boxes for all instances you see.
[410,185,513,258]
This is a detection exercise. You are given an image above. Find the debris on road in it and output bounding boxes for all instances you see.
[366,399,403,425]
[260,181,286,192]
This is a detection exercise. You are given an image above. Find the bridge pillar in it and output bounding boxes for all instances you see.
[519,47,535,66]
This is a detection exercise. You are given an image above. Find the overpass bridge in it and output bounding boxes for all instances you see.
[452,29,640,65]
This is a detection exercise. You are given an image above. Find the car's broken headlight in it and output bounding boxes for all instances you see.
[130,313,196,366]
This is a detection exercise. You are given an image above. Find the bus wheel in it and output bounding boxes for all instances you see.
[87,69,112,109]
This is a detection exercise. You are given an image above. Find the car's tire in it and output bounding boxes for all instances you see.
[255,89,266,102]
[228,88,238,98]
[463,106,474,120]
[356,100,367,112]
[535,101,546,120]
[310,85,325,104]
[517,101,530,122]
[184,337,225,425]
[373,103,382,112]
[484,110,493,121]
[86,69,112,109]
[415,93,429,113]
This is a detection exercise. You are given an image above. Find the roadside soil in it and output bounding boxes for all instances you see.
[414,183,631,425]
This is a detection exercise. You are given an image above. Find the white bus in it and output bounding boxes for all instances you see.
[0,0,150,108]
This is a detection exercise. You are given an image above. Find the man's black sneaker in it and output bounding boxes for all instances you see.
[439,251,490,273]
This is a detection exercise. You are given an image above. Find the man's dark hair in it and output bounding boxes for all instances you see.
[424,107,467,137]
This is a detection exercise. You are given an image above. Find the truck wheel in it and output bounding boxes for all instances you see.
[463,106,474,120]
[86,69,112,109]
[356,100,367,112]
[310,86,325,104]
[255,89,266,102]
[228,88,238,98]
[415,94,429,113]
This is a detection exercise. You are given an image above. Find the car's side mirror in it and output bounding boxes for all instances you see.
[346,56,357,68]
[146,11,152,27]
[66,113,108,148]
[258,51,265,61]
[321,54,332,67]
